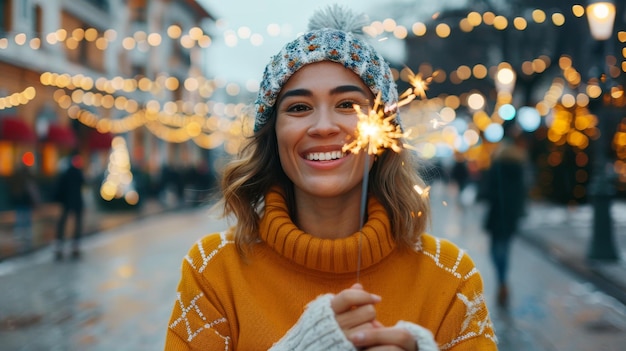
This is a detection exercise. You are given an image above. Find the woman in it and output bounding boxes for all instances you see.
[165,6,497,350]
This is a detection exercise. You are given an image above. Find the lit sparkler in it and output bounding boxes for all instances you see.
[345,72,432,282]
[342,93,407,156]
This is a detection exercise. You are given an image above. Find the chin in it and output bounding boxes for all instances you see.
[297,182,359,199]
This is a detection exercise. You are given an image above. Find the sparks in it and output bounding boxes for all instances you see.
[413,184,431,198]
[407,69,432,100]
[346,70,432,284]
[342,93,408,156]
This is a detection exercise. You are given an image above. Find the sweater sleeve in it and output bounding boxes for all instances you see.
[269,294,356,351]
[164,235,233,351]
[437,255,498,350]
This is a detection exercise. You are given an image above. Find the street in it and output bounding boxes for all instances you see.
[1,182,625,350]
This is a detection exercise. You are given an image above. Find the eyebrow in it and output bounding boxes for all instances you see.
[279,85,369,102]
[329,85,368,96]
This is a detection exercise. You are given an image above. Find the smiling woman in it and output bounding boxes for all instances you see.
[165,5,497,351]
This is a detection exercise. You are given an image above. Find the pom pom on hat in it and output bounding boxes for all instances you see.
[253,5,399,132]
[308,4,368,34]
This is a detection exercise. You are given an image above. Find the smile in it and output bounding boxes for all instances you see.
[305,151,346,161]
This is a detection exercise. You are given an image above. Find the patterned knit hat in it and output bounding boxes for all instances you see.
[253,5,399,132]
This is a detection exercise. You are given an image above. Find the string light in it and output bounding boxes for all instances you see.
[0,7,622,159]
[0,87,36,110]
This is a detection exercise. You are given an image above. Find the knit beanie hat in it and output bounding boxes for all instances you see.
[253,5,399,132]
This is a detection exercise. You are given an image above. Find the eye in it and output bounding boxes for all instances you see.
[337,99,370,112]
[337,100,357,109]
[286,103,311,113]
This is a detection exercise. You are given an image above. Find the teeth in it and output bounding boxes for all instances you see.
[306,151,345,161]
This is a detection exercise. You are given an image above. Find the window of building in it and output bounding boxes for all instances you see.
[0,0,12,35]
[33,5,43,38]
[129,0,147,23]
[61,11,104,72]
[85,0,109,12]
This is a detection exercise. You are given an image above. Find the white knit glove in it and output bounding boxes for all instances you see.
[395,320,440,351]
[269,295,439,351]
[269,294,356,351]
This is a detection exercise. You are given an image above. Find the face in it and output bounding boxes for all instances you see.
[275,61,374,201]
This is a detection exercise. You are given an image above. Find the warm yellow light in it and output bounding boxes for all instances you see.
[459,19,473,33]
[382,18,397,32]
[189,27,204,40]
[493,16,508,30]
[572,5,586,17]
[444,95,460,109]
[464,129,480,146]
[104,29,117,41]
[552,13,566,26]
[226,83,240,96]
[467,12,482,26]
[165,77,179,91]
[472,64,488,79]
[147,33,162,46]
[587,84,603,98]
[483,12,496,26]
[513,17,528,30]
[29,38,41,50]
[393,26,408,39]
[198,35,212,48]
[412,22,427,36]
[14,33,27,45]
[435,23,451,38]
[71,28,85,41]
[586,2,616,40]
[45,33,58,45]
[180,35,195,49]
[85,28,98,42]
[125,191,139,205]
[167,25,182,39]
[496,66,516,93]
[467,93,485,110]
[456,65,471,80]
[561,94,576,108]
[55,29,67,41]
[532,9,547,23]
[122,37,136,50]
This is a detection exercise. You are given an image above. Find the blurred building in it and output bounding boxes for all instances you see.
[0,0,215,209]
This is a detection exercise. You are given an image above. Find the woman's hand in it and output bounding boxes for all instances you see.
[332,284,419,351]
[331,283,382,340]
[350,326,418,351]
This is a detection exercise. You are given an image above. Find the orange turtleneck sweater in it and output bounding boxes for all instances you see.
[165,190,497,350]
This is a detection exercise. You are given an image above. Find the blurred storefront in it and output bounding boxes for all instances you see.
[0,0,216,212]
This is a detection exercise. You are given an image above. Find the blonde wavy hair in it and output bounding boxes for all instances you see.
[220,113,431,255]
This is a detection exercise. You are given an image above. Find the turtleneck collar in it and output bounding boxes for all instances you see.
[258,188,396,273]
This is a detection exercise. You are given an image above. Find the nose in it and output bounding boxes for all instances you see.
[308,107,341,137]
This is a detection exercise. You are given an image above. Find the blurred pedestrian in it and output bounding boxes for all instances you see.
[482,137,527,308]
[8,164,40,252]
[165,5,496,350]
[54,153,85,260]
[450,153,474,207]
[450,154,469,193]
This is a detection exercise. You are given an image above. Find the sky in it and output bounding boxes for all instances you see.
[198,0,387,88]
[197,0,473,89]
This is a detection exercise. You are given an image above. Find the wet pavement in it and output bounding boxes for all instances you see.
[429,182,626,350]
[0,206,222,351]
[0,182,625,350]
